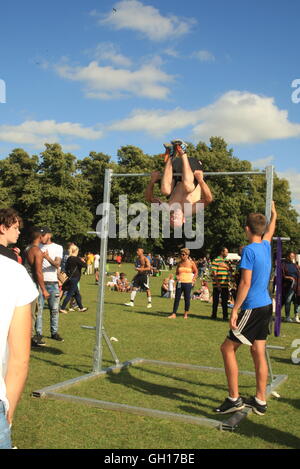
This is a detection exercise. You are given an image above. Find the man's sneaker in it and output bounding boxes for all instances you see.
[171,139,187,153]
[245,396,267,416]
[79,307,88,312]
[294,314,300,323]
[285,317,293,323]
[163,143,175,162]
[215,397,245,414]
[147,303,152,309]
[51,333,64,342]
[125,302,134,307]
[31,334,46,347]
[59,309,68,314]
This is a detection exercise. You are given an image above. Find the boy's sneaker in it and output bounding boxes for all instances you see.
[244,396,267,415]
[51,333,64,342]
[294,314,300,323]
[125,302,134,307]
[31,334,46,347]
[147,303,152,309]
[79,307,88,312]
[59,309,68,314]
[285,317,293,323]
[215,397,245,414]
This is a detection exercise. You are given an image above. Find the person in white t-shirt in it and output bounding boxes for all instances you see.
[37,227,64,343]
[0,255,38,449]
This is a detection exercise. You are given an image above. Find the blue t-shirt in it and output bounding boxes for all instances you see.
[240,240,272,310]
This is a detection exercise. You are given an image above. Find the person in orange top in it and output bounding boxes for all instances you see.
[168,248,198,319]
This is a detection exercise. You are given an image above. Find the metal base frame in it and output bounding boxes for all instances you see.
[32,356,287,432]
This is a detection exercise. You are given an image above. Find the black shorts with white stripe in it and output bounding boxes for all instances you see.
[132,273,150,291]
[228,304,272,346]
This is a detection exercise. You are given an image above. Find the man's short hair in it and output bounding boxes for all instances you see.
[246,213,267,236]
[0,208,22,228]
[29,226,43,243]
[39,226,52,234]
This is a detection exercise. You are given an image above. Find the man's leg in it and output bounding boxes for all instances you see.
[36,288,45,336]
[0,402,12,449]
[220,338,241,398]
[161,158,174,196]
[180,154,195,194]
[250,340,269,402]
[285,287,295,320]
[221,287,229,320]
[47,283,60,336]
[211,287,219,318]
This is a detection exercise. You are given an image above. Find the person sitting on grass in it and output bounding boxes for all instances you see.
[192,281,210,302]
[116,273,131,292]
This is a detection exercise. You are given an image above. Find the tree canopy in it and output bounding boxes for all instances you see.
[0,138,299,256]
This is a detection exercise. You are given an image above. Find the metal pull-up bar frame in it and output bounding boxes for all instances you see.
[93,165,274,373]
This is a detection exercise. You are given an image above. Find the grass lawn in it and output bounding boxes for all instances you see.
[13,263,300,449]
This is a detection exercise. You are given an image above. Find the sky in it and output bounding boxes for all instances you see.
[0,0,300,215]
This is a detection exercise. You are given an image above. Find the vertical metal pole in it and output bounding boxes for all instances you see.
[93,168,113,373]
[265,165,274,222]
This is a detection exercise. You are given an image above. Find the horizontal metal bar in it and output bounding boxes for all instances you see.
[141,358,256,376]
[112,171,265,178]
[42,392,222,429]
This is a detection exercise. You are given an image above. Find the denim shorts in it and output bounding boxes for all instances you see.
[0,401,11,449]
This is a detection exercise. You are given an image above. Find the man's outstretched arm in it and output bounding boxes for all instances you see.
[194,170,213,207]
[145,171,163,204]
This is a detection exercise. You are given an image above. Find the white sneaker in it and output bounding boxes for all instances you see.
[125,302,134,307]
[294,315,300,323]
[147,303,152,309]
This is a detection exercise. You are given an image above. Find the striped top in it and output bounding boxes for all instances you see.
[211,256,230,287]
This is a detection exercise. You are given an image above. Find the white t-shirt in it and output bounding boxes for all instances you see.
[40,242,63,282]
[168,279,175,292]
[94,254,100,269]
[0,256,38,411]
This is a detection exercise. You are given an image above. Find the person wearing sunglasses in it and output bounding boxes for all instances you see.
[168,248,198,319]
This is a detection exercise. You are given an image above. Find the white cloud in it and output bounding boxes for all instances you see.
[0,120,103,148]
[97,0,196,41]
[108,107,202,136]
[250,155,275,169]
[191,50,215,62]
[192,91,300,144]
[277,169,300,217]
[86,42,132,68]
[109,91,300,143]
[54,60,174,100]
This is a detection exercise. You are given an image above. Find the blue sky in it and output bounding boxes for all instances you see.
[1,0,300,214]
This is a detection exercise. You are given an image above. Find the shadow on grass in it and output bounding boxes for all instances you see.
[104,365,254,423]
[30,353,91,375]
[239,418,300,449]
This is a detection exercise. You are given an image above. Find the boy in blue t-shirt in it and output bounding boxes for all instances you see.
[215,202,277,416]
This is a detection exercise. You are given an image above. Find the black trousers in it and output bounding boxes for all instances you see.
[172,283,193,314]
[212,287,229,319]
